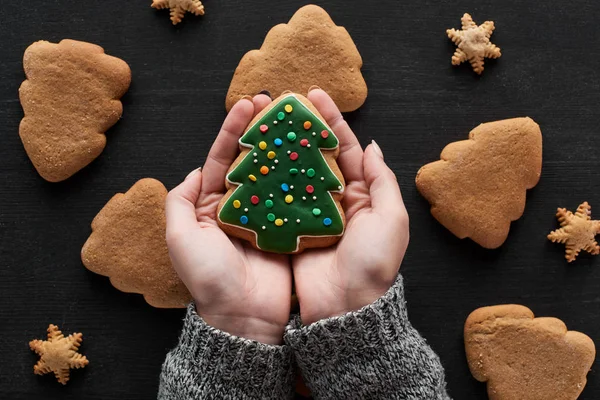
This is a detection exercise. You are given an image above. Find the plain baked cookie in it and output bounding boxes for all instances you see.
[217,93,345,254]
[465,305,596,400]
[225,5,367,113]
[416,117,542,248]
[19,39,131,182]
[81,178,191,308]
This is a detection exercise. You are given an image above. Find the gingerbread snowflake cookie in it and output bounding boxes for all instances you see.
[447,13,501,75]
[30,324,89,385]
[217,93,345,254]
[548,202,600,262]
[151,0,205,25]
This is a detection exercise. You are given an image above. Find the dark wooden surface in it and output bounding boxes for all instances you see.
[1,0,599,398]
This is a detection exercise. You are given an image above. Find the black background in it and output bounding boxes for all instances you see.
[1,0,599,399]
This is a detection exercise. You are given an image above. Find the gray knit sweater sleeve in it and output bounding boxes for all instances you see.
[158,304,294,400]
[284,274,451,400]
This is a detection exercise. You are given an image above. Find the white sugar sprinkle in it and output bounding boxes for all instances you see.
[271,166,275,170]
[253,153,257,156]
[320,177,325,181]
[262,226,266,230]
[287,150,291,154]
[313,196,317,200]
[284,218,288,222]
[244,208,248,212]
[269,194,274,198]
[274,160,279,164]
[296,219,301,223]
[307,144,311,148]
[302,196,307,200]
[289,121,293,125]
[301,169,306,173]
[253,159,258,163]
[312,132,316,136]
[338,185,342,190]
[290,185,294,189]
[273,121,278,124]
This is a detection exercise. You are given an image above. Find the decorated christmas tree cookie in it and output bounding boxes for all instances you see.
[217,93,345,253]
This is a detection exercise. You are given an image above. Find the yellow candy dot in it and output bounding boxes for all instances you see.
[284,104,293,113]
[260,166,269,175]
[267,151,276,159]
[233,200,241,209]
[275,218,284,226]
[259,141,267,150]
[285,195,293,204]
[248,174,257,182]
[303,121,312,130]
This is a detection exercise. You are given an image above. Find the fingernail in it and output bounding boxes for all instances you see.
[308,85,322,93]
[258,90,272,98]
[185,167,202,180]
[240,95,253,101]
[371,140,384,159]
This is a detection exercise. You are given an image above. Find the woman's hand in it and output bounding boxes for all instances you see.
[165,95,292,345]
[292,89,410,325]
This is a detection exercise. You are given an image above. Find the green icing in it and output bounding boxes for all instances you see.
[219,94,344,253]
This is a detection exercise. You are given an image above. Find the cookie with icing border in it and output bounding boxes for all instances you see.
[217,93,345,254]
[465,304,595,400]
[225,4,367,113]
[19,39,131,182]
[82,178,191,308]
[416,117,542,248]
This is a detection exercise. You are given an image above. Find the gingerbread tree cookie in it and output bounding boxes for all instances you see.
[548,202,600,262]
[30,324,89,385]
[226,5,367,113]
[218,93,345,254]
[465,305,595,400]
[447,13,501,75]
[82,178,191,308]
[19,39,131,182]
[416,117,542,248]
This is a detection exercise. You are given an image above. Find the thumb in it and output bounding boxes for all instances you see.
[165,167,203,241]
[363,141,408,222]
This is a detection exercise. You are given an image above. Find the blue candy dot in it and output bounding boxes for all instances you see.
[274,138,283,147]
[281,183,289,192]
[323,218,332,226]
[240,216,249,224]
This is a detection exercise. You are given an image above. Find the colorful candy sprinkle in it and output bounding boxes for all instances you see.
[321,130,329,139]
[306,185,314,194]
[265,199,274,208]
[312,208,322,216]
[248,174,257,182]
[289,168,299,175]
[287,132,297,142]
[251,195,259,205]
[284,104,293,113]
[323,218,332,226]
[267,151,276,159]
[285,195,294,204]
[259,141,267,150]
[281,183,289,192]
[275,218,284,227]
[260,166,269,175]
[260,124,269,133]
[267,213,276,222]
[240,216,248,224]
[274,138,283,147]
[232,200,241,209]
[290,152,299,161]
[304,121,312,130]
[307,168,316,178]
[300,139,309,147]
[277,112,285,121]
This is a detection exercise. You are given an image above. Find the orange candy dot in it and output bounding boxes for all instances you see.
[304,121,312,130]
[260,166,269,175]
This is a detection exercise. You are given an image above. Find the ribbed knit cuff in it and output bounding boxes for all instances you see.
[284,274,450,399]
[159,304,294,400]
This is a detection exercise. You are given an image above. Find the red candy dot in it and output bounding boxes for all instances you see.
[300,138,309,147]
[306,185,314,194]
[290,152,299,161]
[321,130,329,139]
[251,195,259,205]
[260,124,269,133]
